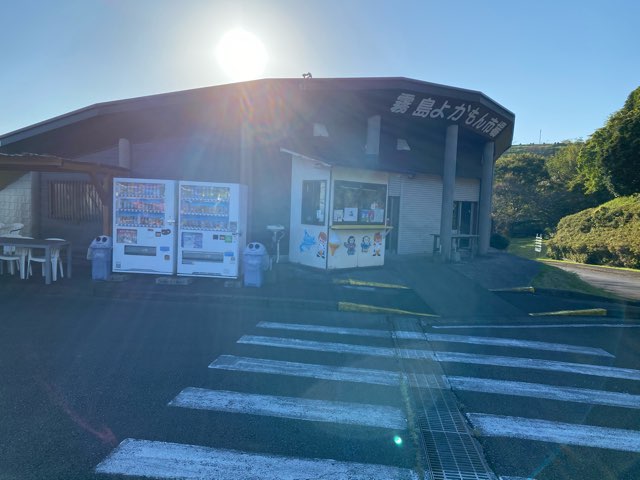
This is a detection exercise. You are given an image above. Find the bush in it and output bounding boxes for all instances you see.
[490,233,510,250]
[546,194,640,268]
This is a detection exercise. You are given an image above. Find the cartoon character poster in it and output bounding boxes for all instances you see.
[299,230,316,252]
[361,235,371,253]
[329,231,341,256]
[317,231,327,258]
[372,232,383,256]
[344,235,356,256]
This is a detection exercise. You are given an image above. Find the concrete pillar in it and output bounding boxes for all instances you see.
[240,121,253,240]
[439,125,458,261]
[478,141,495,255]
[365,115,381,156]
[118,138,131,169]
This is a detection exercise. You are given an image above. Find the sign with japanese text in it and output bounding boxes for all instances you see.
[389,92,511,139]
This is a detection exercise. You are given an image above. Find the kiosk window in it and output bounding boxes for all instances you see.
[301,180,326,225]
[333,180,387,225]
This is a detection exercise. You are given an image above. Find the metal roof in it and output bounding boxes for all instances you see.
[0,77,515,159]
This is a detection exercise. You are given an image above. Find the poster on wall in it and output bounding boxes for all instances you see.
[297,228,328,268]
[344,208,358,222]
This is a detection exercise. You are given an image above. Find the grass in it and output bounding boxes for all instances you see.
[507,237,549,261]
[507,237,619,298]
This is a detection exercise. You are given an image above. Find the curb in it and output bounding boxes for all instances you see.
[489,286,535,293]
[529,308,608,317]
[333,278,410,290]
[338,301,439,318]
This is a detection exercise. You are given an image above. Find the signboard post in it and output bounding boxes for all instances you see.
[534,234,543,256]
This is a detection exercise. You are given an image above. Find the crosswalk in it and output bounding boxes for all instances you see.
[94,313,640,480]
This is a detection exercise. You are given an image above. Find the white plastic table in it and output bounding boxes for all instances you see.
[0,237,72,284]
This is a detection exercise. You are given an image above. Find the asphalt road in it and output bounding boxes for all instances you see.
[0,294,416,480]
[543,260,640,301]
[2,289,640,480]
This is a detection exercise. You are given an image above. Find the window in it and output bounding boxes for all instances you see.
[301,180,326,225]
[333,180,387,225]
[49,180,103,222]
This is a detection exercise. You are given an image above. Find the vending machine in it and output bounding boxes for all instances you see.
[112,178,176,275]
[177,181,247,278]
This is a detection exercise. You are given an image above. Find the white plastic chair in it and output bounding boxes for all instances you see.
[0,234,28,279]
[28,237,65,281]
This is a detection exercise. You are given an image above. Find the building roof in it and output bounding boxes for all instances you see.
[0,77,515,160]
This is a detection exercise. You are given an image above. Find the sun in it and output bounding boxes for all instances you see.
[216,29,268,82]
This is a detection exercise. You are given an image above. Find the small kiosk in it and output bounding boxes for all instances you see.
[289,154,390,270]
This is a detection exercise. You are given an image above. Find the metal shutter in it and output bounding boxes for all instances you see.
[454,178,480,202]
[397,175,442,255]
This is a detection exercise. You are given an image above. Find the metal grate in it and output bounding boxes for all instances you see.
[390,317,497,480]
[49,180,103,222]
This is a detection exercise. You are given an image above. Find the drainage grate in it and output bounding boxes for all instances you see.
[390,317,497,480]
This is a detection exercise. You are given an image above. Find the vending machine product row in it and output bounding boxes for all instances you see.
[112,178,247,278]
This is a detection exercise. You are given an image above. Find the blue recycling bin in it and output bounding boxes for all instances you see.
[87,235,112,280]
[243,242,269,287]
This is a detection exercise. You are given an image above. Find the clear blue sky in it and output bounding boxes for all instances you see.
[2,0,639,145]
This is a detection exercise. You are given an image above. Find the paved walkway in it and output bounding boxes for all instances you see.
[5,251,634,318]
[543,260,640,301]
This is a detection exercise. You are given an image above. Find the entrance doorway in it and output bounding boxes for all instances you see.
[453,201,478,249]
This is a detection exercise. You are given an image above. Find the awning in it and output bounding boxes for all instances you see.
[0,152,130,234]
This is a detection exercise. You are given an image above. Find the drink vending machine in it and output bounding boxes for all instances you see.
[112,178,247,278]
[177,181,247,278]
[112,178,176,274]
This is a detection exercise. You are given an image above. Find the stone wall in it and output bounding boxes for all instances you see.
[0,173,34,236]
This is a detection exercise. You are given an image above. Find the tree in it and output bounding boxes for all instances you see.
[545,140,583,186]
[577,86,640,196]
[546,140,611,213]
[493,153,553,236]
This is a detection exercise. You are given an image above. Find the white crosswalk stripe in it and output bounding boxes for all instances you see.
[238,334,435,359]
[467,413,640,453]
[436,350,640,381]
[239,334,640,381]
[96,438,419,479]
[448,376,640,409]
[169,387,408,429]
[210,354,640,409]
[210,355,447,389]
[256,321,613,357]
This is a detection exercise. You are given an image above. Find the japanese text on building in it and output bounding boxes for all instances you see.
[390,93,508,138]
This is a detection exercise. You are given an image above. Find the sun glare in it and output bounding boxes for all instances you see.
[216,28,268,82]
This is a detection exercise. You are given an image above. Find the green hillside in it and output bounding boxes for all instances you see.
[546,194,640,268]
[505,143,569,158]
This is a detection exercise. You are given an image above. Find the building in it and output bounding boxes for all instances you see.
[0,77,514,266]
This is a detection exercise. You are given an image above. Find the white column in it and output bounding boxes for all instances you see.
[240,121,253,240]
[118,138,131,169]
[478,141,495,255]
[439,125,458,261]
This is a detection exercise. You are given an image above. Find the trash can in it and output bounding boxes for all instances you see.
[87,235,112,280]
[243,242,269,287]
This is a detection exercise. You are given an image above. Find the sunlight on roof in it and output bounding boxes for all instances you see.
[216,28,268,82]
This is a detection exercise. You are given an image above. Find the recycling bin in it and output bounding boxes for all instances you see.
[87,235,112,280]
[243,242,269,287]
